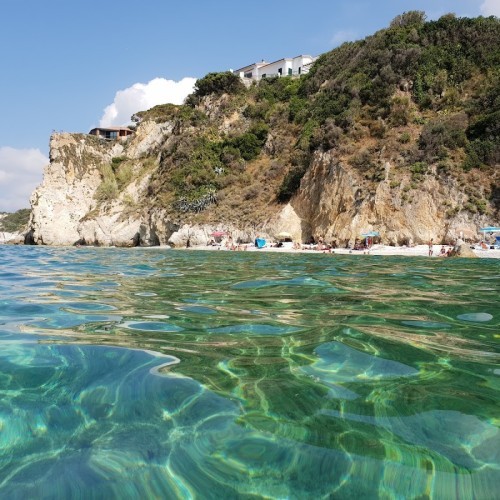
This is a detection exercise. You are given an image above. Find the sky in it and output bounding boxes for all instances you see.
[0,0,498,211]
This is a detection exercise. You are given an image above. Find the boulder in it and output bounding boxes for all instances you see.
[449,243,478,258]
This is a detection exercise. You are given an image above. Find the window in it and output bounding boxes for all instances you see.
[244,71,252,78]
[298,67,301,75]
[288,68,292,76]
[278,68,282,76]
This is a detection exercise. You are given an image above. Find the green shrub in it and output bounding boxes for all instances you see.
[168,137,222,199]
[95,179,118,202]
[256,76,302,104]
[349,148,375,171]
[227,123,269,161]
[296,119,320,151]
[310,118,342,150]
[418,114,468,160]
[123,194,136,208]
[232,133,263,161]
[243,102,271,121]
[390,96,411,126]
[410,161,428,181]
[390,11,426,28]
[220,145,243,169]
[133,104,206,125]
[368,120,387,138]
[186,72,244,106]
[467,110,500,140]
[371,166,386,182]
[111,157,125,169]
[464,111,500,168]
[98,163,115,182]
[399,132,411,143]
[413,114,426,125]
[288,95,308,122]
[116,163,133,188]
[437,161,452,175]
[475,198,488,214]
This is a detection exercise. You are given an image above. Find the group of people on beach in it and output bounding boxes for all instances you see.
[206,233,379,253]
[202,233,492,257]
[428,238,454,257]
[203,228,387,252]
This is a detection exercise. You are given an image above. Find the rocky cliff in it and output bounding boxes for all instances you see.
[27,13,500,247]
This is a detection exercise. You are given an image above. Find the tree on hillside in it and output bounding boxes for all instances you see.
[390,11,427,28]
[185,72,245,107]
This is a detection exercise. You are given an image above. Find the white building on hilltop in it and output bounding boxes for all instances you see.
[233,55,317,83]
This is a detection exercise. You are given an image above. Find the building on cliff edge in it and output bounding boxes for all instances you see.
[89,127,134,141]
[233,55,317,83]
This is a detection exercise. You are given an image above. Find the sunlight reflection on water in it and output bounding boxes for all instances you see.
[0,245,498,498]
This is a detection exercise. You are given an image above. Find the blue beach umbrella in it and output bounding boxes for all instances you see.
[479,227,500,233]
[361,231,380,238]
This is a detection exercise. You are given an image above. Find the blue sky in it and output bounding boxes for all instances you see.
[0,0,498,211]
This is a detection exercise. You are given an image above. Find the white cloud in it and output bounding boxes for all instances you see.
[99,77,197,127]
[331,30,358,47]
[0,147,48,212]
[481,0,500,16]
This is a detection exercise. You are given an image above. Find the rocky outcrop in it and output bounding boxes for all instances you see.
[29,132,155,246]
[291,151,488,246]
[449,242,478,258]
[0,232,19,244]
[27,126,493,247]
[30,134,111,245]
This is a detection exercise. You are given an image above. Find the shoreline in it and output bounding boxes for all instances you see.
[186,243,500,259]
[3,243,499,258]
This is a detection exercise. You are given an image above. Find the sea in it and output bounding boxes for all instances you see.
[0,245,498,499]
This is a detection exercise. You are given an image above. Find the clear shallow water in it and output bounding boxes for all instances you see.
[0,246,499,499]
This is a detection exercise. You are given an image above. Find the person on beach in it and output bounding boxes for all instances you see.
[428,238,434,256]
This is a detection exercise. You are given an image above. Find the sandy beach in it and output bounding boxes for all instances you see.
[192,243,500,259]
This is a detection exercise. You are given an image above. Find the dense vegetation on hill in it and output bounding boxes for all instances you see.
[104,12,500,226]
[0,209,30,232]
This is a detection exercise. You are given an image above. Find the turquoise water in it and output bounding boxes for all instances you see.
[0,246,498,499]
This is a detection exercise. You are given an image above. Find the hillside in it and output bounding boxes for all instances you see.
[28,12,500,246]
[0,209,30,235]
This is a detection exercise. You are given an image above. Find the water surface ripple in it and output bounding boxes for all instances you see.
[0,246,499,498]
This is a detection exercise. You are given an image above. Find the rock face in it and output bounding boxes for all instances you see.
[29,131,164,247]
[30,134,105,245]
[27,124,493,247]
[0,232,19,244]
[292,152,483,246]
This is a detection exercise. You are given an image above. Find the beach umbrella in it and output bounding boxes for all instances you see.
[479,227,500,233]
[361,231,380,238]
[210,231,228,237]
[277,231,292,240]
